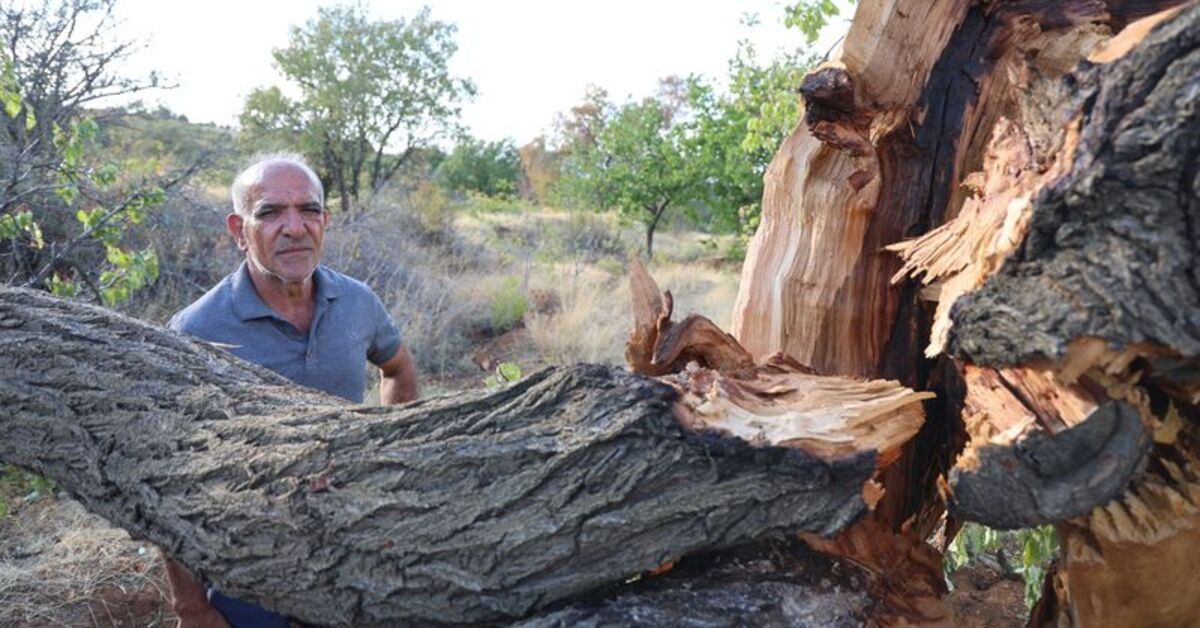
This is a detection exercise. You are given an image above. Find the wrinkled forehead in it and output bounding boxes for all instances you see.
[247,163,324,206]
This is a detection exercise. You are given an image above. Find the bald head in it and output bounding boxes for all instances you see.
[231,154,324,216]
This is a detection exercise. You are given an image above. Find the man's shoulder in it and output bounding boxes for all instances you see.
[168,273,238,334]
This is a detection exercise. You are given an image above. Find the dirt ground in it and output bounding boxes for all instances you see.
[946,564,1029,627]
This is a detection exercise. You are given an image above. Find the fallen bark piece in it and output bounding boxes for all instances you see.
[801,518,949,626]
[625,257,754,376]
[0,287,885,626]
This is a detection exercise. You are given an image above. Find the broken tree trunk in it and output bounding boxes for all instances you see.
[735,0,1198,625]
[0,286,929,625]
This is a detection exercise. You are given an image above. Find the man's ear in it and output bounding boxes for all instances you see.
[226,213,247,251]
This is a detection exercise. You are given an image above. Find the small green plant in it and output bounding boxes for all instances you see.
[0,464,58,518]
[484,362,522,388]
[2,65,165,305]
[945,522,1059,609]
[490,277,527,332]
[595,257,625,276]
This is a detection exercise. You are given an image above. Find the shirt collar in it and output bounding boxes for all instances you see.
[313,264,341,303]
[230,262,340,322]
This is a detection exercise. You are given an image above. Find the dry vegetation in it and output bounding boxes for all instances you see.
[0,497,170,627]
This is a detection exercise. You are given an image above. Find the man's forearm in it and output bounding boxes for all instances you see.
[379,367,416,404]
[378,346,417,405]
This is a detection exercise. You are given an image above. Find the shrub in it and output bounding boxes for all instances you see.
[489,277,527,332]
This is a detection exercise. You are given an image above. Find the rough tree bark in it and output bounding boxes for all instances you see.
[0,286,927,625]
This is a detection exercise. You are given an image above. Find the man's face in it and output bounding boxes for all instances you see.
[227,164,329,284]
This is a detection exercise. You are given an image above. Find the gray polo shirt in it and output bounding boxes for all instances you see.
[169,262,402,403]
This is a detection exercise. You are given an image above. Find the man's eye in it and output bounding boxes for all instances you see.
[302,207,323,215]
[256,210,278,219]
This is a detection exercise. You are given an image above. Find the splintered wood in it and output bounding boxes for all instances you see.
[671,356,931,469]
[626,257,930,471]
[1057,428,1200,627]
[625,258,944,625]
[730,0,973,376]
[886,117,1078,358]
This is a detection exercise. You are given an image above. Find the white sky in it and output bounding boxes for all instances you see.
[111,1,852,145]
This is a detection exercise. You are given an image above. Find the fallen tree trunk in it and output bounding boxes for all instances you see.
[0,287,928,625]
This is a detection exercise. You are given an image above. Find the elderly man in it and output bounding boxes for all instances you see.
[164,154,417,627]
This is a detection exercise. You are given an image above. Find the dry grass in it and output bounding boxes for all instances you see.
[0,498,171,627]
[524,259,741,366]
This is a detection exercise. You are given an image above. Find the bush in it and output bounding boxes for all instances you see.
[489,277,527,332]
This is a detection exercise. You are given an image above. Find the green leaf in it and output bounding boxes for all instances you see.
[497,362,521,382]
[92,164,119,187]
[47,274,78,298]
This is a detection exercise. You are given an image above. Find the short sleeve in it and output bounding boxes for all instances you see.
[366,291,403,365]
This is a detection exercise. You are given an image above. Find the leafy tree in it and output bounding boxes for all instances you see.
[240,5,475,211]
[559,91,696,259]
[0,0,185,306]
[434,137,520,198]
[784,0,852,44]
[551,85,611,152]
[684,41,815,239]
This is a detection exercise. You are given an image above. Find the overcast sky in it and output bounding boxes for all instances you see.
[110,1,852,145]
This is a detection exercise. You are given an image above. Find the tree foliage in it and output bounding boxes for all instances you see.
[240,5,475,211]
[556,86,697,259]
[684,42,814,240]
[784,0,852,44]
[434,137,520,198]
[0,0,184,306]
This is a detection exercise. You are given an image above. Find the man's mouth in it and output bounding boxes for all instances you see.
[277,247,312,255]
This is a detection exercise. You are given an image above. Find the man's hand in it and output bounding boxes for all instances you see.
[161,553,230,628]
[378,346,417,405]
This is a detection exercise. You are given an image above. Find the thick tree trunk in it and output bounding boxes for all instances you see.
[734,0,1198,625]
[0,286,928,625]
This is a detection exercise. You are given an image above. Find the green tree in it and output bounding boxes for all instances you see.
[240,5,475,211]
[684,40,815,239]
[784,0,845,44]
[434,137,520,198]
[0,0,182,306]
[559,91,696,259]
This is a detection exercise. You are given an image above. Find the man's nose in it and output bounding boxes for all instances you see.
[281,208,305,237]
